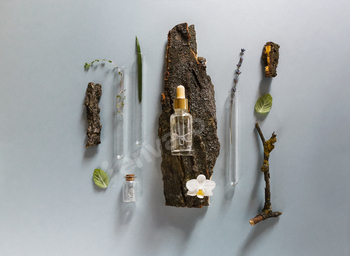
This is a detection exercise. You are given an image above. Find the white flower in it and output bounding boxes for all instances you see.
[186,174,216,198]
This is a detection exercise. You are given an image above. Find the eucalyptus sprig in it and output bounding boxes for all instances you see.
[84,59,114,70]
[84,59,125,114]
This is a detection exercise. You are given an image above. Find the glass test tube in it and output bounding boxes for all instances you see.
[228,90,239,185]
[132,53,144,145]
[114,67,126,159]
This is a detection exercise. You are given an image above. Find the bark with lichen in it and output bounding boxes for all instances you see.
[85,82,102,148]
[250,122,282,226]
[158,23,220,208]
[263,42,280,77]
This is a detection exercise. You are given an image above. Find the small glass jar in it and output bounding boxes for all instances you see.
[123,174,137,202]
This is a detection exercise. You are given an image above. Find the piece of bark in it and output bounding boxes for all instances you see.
[262,42,280,77]
[158,23,220,208]
[85,82,102,148]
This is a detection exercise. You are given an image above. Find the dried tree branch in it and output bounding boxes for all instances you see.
[250,122,282,226]
[255,122,265,144]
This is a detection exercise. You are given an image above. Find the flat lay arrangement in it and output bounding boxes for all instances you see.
[83,22,282,224]
[3,2,349,255]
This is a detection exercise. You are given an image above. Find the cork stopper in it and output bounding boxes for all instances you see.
[125,174,136,181]
[174,85,188,109]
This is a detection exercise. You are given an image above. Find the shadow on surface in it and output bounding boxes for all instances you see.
[238,218,280,256]
[81,91,99,158]
[84,145,98,158]
[140,41,208,256]
[255,49,273,121]
[91,176,107,193]
[248,126,264,207]
[258,47,272,95]
[224,184,236,200]
[116,188,136,225]
[149,202,208,256]
[255,111,270,121]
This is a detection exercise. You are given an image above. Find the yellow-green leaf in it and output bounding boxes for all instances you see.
[93,169,109,188]
[255,94,273,114]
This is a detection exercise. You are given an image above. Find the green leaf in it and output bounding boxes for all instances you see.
[255,94,273,114]
[136,36,141,54]
[93,169,109,188]
[136,36,142,103]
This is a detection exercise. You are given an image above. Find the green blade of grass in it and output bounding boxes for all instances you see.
[136,36,142,103]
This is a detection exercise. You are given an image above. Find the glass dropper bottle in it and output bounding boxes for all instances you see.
[170,85,193,156]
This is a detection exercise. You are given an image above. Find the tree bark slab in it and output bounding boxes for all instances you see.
[158,23,220,208]
[85,82,102,148]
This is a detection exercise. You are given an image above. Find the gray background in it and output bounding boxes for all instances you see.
[1,0,349,255]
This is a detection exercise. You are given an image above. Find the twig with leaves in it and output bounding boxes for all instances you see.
[84,59,125,115]
[250,122,282,226]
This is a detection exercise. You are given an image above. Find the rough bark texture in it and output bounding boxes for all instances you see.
[263,42,280,77]
[249,122,282,225]
[85,82,102,148]
[158,23,220,208]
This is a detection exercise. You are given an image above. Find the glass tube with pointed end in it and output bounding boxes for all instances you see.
[132,53,144,145]
[114,67,126,159]
[228,89,239,185]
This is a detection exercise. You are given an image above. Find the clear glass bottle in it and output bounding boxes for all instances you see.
[170,85,193,156]
[123,174,137,202]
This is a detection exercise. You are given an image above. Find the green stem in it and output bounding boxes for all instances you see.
[136,36,142,103]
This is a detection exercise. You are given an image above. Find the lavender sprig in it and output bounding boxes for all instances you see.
[230,48,245,144]
[232,48,245,94]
